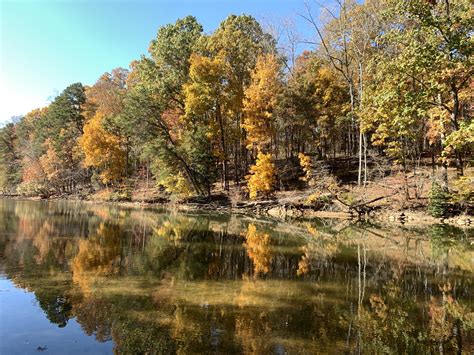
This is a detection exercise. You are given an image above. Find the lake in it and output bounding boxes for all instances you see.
[0,199,472,354]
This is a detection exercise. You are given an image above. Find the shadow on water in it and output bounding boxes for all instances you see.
[0,199,473,354]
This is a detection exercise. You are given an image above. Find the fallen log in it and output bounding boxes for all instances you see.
[329,189,401,219]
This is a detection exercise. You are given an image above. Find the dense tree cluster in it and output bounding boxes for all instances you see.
[0,0,472,199]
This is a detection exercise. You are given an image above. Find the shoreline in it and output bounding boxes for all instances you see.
[2,194,472,228]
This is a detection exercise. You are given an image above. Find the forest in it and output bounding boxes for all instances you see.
[0,0,472,217]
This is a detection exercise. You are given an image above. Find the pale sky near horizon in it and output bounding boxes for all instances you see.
[0,0,326,126]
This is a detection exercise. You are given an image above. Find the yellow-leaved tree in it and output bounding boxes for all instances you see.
[79,113,126,184]
[242,53,282,151]
[243,54,281,199]
[39,138,62,188]
[246,152,275,199]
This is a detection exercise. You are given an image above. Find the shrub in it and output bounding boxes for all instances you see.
[246,152,276,199]
[298,153,312,183]
[451,175,473,210]
[16,181,49,196]
[305,192,332,207]
[428,182,450,218]
[158,170,193,198]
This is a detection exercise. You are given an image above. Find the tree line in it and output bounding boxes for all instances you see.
[0,0,472,200]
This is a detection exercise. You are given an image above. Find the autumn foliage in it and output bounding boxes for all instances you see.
[0,3,471,208]
[243,54,281,151]
[79,113,126,184]
[246,152,276,200]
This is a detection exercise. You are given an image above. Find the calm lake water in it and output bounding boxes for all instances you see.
[0,199,472,354]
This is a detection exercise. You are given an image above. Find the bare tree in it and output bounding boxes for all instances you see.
[298,0,384,186]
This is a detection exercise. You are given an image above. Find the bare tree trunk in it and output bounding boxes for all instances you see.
[358,130,363,186]
[358,62,367,187]
[438,94,449,190]
[451,89,464,177]
[146,162,149,189]
[216,103,229,191]
[363,133,367,186]
[431,146,436,176]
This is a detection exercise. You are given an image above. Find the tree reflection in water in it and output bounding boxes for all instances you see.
[243,223,272,276]
[1,199,473,354]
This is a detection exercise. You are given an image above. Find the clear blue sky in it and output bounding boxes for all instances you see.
[0,0,325,125]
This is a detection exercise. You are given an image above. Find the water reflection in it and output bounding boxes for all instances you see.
[0,199,473,354]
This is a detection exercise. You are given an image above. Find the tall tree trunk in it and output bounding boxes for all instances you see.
[216,103,229,191]
[438,94,449,190]
[363,133,367,186]
[451,88,464,177]
[358,130,363,186]
[358,62,367,187]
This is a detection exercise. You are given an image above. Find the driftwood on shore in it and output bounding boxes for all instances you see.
[330,190,401,219]
[234,199,349,219]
